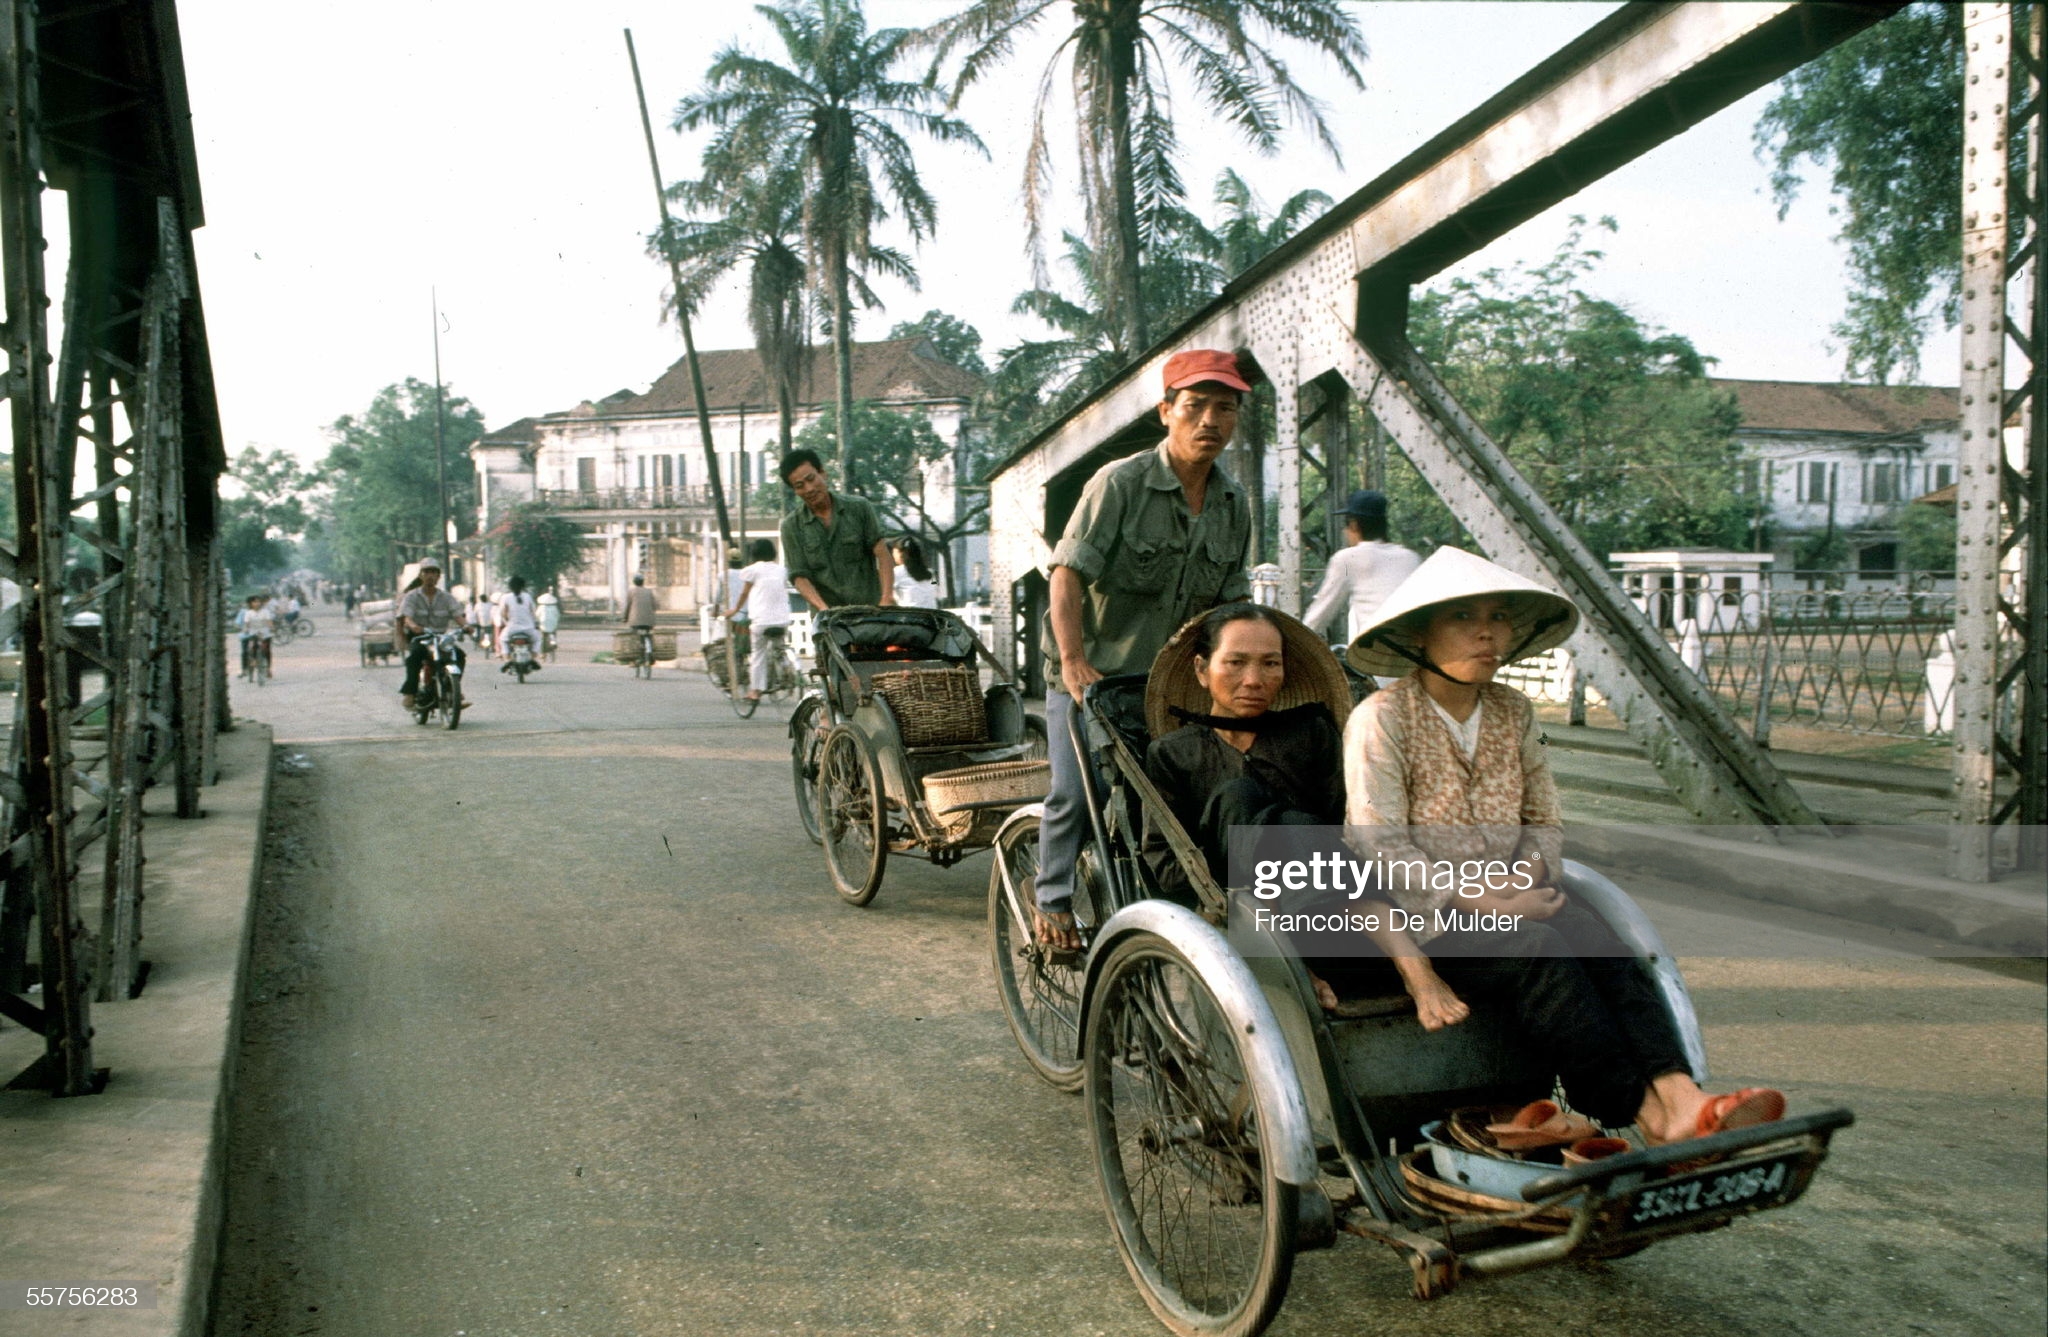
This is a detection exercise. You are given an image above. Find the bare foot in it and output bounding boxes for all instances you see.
[1033,907,1082,952]
[1406,975,1471,1032]
[1309,971,1339,1011]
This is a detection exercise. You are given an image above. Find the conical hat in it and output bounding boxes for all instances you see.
[1147,607,1353,740]
[1345,547,1580,678]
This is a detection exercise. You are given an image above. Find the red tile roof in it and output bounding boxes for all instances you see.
[602,337,981,418]
[1710,378,1958,435]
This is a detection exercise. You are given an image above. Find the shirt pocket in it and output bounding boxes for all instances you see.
[1105,534,1178,595]
[1186,525,1242,599]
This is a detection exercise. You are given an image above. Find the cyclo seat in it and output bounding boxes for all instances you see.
[814,605,976,664]
[1080,674,1152,762]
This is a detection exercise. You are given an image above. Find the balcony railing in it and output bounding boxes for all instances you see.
[540,486,714,511]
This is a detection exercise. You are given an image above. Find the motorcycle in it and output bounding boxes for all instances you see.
[504,630,538,683]
[409,630,466,730]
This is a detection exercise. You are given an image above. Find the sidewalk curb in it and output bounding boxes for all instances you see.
[1571,824,2047,954]
[0,723,272,1337]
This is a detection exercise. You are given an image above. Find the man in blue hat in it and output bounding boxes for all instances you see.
[1302,490,1422,679]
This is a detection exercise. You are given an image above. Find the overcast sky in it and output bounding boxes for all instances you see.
[162,0,1954,465]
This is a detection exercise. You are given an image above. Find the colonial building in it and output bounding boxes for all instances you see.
[470,337,982,612]
[1713,377,1959,582]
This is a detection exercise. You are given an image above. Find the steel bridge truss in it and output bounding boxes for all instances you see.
[0,0,226,1096]
[991,2,2047,856]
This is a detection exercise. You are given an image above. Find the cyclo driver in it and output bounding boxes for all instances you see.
[1035,347,1256,949]
[396,559,467,712]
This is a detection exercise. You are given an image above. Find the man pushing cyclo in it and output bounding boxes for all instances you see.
[1032,345,1788,1155]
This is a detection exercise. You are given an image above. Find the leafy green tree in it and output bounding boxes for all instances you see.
[1749,4,2035,383]
[1386,218,1750,559]
[493,503,590,592]
[1898,501,1956,575]
[887,309,987,375]
[676,0,984,462]
[793,401,986,593]
[317,379,483,585]
[921,0,1364,355]
[664,158,813,456]
[221,448,314,584]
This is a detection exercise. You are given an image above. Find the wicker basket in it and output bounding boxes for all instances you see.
[614,630,678,662]
[873,667,987,746]
[922,759,1050,843]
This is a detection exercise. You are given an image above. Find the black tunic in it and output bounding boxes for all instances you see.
[1140,704,1344,904]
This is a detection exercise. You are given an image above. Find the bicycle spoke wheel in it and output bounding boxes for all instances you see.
[789,696,825,845]
[817,725,886,905]
[988,814,1090,1091]
[1085,935,1297,1337]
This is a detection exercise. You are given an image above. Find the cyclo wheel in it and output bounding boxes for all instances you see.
[296,617,317,638]
[789,695,825,845]
[816,724,886,905]
[989,815,1107,1092]
[1085,932,1297,1337]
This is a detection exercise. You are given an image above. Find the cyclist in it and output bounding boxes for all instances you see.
[234,593,276,679]
[622,574,658,665]
[496,575,542,672]
[536,588,560,659]
[730,538,792,703]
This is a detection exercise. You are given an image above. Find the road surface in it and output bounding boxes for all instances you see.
[208,609,2046,1336]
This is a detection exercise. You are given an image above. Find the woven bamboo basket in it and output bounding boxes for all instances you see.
[922,759,1050,843]
[872,667,987,746]
[614,630,678,662]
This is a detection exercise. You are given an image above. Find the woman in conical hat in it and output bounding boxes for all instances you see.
[1343,549,1783,1146]
[1142,602,1468,1030]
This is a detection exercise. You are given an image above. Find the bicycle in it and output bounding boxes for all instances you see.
[240,635,273,686]
[633,627,656,680]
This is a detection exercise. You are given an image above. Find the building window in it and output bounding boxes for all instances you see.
[576,457,597,493]
[1858,542,1897,577]
[1931,463,1954,492]
[1866,461,1900,505]
[1796,460,1831,504]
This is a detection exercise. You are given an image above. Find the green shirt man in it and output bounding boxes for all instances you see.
[777,447,894,610]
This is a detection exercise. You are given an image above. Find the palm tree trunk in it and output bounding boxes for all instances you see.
[1104,1,1147,355]
[830,245,855,471]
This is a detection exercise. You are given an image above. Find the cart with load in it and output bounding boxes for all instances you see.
[357,599,397,667]
[984,617,1853,1337]
[791,606,1048,904]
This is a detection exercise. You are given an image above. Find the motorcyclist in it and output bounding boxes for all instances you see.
[497,575,542,672]
[396,560,468,710]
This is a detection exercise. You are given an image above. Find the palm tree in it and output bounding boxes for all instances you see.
[1196,167,1332,278]
[663,158,813,455]
[921,0,1365,357]
[676,0,984,464]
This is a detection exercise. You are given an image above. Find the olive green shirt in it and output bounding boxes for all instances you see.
[1041,444,1253,682]
[781,491,885,607]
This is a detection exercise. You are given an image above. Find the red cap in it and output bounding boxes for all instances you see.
[1161,348,1251,394]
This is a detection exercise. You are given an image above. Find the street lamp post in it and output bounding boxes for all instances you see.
[432,289,451,579]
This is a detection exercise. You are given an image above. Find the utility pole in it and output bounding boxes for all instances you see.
[432,289,450,576]
[625,28,734,557]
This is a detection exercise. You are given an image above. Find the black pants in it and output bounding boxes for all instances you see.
[1311,901,1688,1127]
[401,640,466,696]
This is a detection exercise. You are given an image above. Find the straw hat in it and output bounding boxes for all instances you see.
[1146,606,1354,740]
[1345,547,1580,678]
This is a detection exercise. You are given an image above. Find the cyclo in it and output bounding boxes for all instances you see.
[984,635,1852,1337]
[790,606,1046,904]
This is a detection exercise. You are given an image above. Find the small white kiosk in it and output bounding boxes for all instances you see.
[1609,551,1774,633]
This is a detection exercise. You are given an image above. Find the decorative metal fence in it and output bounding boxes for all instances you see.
[1497,588,1966,741]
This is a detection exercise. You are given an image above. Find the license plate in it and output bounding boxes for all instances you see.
[1617,1151,1801,1229]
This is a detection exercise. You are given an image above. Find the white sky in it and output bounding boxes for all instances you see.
[165,0,1955,466]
